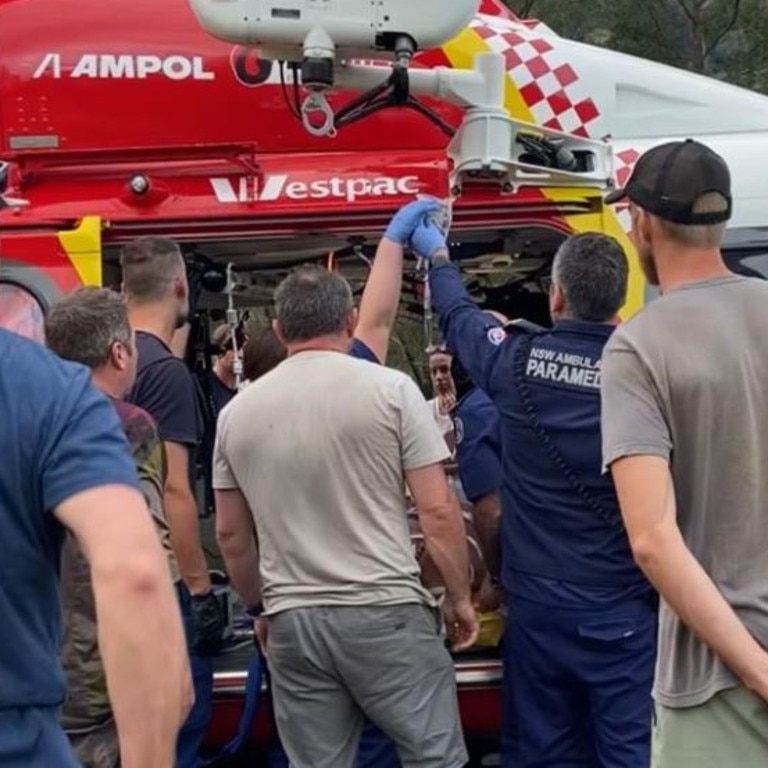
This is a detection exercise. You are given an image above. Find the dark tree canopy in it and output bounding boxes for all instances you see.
[503,0,768,94]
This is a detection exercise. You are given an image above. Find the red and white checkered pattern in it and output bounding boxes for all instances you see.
[469,14,601,138]
[615,148,640,188]
[612,147,640,220]
[611,147,641,227]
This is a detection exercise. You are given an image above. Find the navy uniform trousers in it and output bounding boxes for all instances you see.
[502,589,657,768]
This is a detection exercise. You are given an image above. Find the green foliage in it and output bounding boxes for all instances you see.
[503,0,768,94]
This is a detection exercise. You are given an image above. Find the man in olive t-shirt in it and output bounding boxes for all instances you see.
[602,140,768,768]
[45,287,182,767]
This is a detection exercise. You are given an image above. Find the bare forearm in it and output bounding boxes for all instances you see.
[420,502,472,605]
[355,238,404,363]
[615,456,768,693]
[94,563,191,768]
[165,488,210,595]
[473,492,501,581]
[636,530,768,689]
[219,538,261,606]
[363,238,403,326]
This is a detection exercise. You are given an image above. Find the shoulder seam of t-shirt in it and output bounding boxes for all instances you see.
[212,477,240,491]
[160,432,199,447]
[402,447,451,471]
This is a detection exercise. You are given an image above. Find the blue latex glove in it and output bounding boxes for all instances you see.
[410,219,447,260]
[384,198,441,245]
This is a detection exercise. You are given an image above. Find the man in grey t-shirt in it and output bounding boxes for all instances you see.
[602,140,768,768]
[213,264,478,768]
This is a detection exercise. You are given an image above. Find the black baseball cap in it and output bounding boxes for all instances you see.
[606,139,732,225]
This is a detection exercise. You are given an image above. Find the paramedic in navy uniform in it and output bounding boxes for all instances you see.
[411,222,658,768]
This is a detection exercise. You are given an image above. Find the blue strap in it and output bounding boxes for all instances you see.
[203,649,264,765]
[356,723,401,768]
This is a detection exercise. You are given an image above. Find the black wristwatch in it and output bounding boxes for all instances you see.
[245,601,265,618]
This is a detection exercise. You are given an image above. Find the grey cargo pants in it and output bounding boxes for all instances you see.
[266,604,468,768]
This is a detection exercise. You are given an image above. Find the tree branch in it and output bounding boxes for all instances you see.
[645,0,668,45]
[674,0,699,27]
[705,0,742,57]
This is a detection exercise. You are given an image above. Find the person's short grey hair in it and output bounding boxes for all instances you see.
[45,286,133,369]
[551,233,628,322]
[274,265,354,343]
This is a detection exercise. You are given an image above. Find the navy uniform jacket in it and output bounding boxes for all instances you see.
[454,387,502,503]
[430,261,648,599]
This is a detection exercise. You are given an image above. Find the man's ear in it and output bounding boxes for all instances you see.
[642,210,658,247]
[173,274,187,300]
[630,204,652,249]
[550,284,566,316]
[110,341,126,371]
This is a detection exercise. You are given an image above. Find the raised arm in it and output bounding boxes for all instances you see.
[354,198,441,363]
[409,219,506,393]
